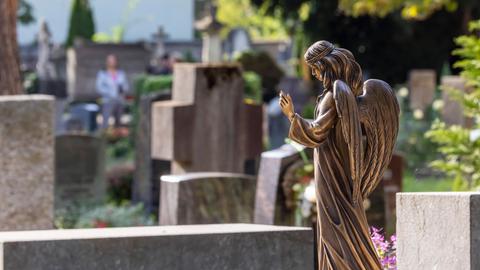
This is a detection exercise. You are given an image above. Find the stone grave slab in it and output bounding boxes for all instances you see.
[254,144,303,225]
[133,91,171,214]
[441,75,473,127]
[55,134,106,210]
[408,69,436,111]
[0,224,313,270]
[159,172,256,225]
[397,192,480,270]
[0,95,54,230]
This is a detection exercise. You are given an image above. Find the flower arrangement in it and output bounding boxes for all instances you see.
[371,227,397,270]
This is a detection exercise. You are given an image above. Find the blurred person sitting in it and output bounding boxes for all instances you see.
[147,53,172,75]
[96,54,129,129]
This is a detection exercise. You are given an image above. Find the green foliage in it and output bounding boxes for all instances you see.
[75,203,154,228]
[55,202,154,229]
[426,20,480,190]
[237,51,284,101]
[395,87,440,170]
[243,71,262,104]
[338,0,458,19]
[92,0,141,43]
[252,0,473,85]
[402,172,453,192]
[217,0,288,40]
[17,0,35,25]
[66,0,95,47]
[134,75,173,96]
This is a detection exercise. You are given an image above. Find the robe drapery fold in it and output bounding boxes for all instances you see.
[288,84,382,270]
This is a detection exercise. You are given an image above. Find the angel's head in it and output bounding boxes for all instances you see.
[304,40,363,96]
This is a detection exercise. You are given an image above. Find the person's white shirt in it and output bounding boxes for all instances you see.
[95,70,129,101]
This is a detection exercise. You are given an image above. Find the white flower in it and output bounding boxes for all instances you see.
[363,198,371,210]
[304,183,317,203]
[413,109,424,120]
[432,99,444,111]
[470,129,480,142]
[398,87,409,97]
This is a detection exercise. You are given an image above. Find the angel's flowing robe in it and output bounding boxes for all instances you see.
[289,89,382,270]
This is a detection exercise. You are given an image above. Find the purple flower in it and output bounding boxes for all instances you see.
[370,227,397,270]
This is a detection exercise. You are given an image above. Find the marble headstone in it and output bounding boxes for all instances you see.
[159,172,256,225]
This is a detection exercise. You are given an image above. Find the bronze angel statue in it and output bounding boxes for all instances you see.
[279,40,399,269]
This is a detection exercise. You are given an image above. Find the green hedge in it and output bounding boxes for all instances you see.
[133,72,262,104]
[134,74,173,96]
[243,71,262,104]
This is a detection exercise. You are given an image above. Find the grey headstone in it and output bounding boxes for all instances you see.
[159,172,256,225]
[441,75,473,127]
[254,144,303,225]
[397,192,480,269]
[55,134,106,210]
[408,69,436,111]
[133,91,171,214]
[0,95,54,230]
[0,224,313,270]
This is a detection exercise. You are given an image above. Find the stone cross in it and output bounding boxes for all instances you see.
[408,69,436,111]
[151,63,263,174]
[195,5,223,63]
[152,26,168,59]
[159,172,256,225]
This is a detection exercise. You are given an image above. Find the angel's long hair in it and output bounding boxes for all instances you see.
[304,41,363,96]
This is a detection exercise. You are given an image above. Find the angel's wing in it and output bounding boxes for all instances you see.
[333,79,399,202]
[333,80,363,205]
[357,79,399,198]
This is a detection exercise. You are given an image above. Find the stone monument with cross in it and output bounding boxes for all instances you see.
[195,5,223,63]
[152,26,168,60]
[151,63,263,175]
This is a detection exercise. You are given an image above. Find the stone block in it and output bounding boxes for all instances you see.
[397,192,480,270]
[151,64,263,175]
[254,144,302,225]
[0,224,314,270]
[160,172,256,225]
[151,100,194,161]
[55,134,106,210]
[0,95,54,230]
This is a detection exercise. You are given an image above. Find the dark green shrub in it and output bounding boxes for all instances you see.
[237,50,284,102]
[66,0,95,47]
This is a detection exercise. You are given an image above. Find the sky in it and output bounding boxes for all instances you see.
[17,0,194,45]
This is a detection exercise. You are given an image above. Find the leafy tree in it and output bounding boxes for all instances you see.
[17,0,34,25]
[197,0,288,40]
[426,20,480,190]
[66,0,95,47]
[338,0,458,19]
[252,0,477,84]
